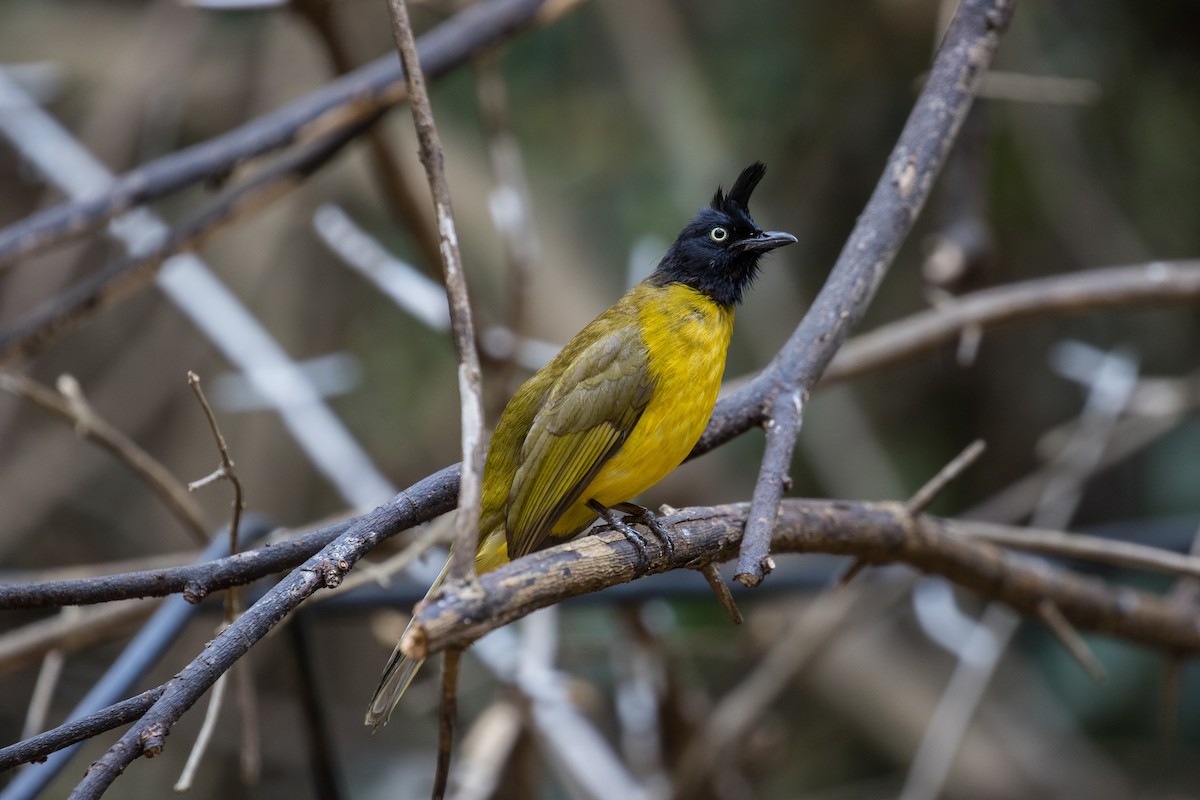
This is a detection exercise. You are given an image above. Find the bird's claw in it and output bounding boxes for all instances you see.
[590,500,675,566]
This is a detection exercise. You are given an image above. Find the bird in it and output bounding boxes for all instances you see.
[365,162,795,728]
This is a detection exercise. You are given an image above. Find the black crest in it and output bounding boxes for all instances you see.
[710,162,766,220]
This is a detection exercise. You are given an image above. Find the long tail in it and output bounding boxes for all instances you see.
[364,559,450,730]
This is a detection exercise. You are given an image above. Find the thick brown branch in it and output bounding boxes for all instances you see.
[406,500,1200,659]
[734,0,1016,584]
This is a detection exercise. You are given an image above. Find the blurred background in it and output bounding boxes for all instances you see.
[1,0,1199,797]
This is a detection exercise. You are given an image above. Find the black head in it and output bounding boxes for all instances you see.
[649,162,796,307]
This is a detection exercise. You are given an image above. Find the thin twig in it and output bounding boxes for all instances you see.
[173,671,230,792]
[434,649,463,800]
[187,371,245,622]
[906,439,987,515]
[386,0,486,585]
[733,0,1016,586]
[473,48,540,411]
[735,390,800,586]
[0,373,208,544]
[20,625,69,740]
[696,563,742,625]
[1036,599,1107,683]
[844,439,987,589]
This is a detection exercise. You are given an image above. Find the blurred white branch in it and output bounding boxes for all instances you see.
[0,70,394,510]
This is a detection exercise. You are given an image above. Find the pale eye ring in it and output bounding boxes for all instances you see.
[710,226,729,242]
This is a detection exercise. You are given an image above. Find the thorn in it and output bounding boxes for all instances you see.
[1037,600,1106,684]
[837,558,869,589]
[696,563,743,624]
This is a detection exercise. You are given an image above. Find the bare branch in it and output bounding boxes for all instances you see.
[0,0,566,272]
[823,261,1200,386]
[387,0,486,584]
[0,374,208,544]
[406,500,1200,659]
[906,439,987,515]
[734,0,1016,585]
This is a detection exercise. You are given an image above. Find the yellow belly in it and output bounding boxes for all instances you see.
[550,283,732,536]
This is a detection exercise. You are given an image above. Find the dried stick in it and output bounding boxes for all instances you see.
[433,649,463,800]
[293,0,444,276]
[405,499,1200,659]
[0,690,164,772]
[64,473,455,798]
[824,260,1200,386]
[0,374,208,544]
[0,0,564,272]
[0,0,580,371]
[172,671,230,792]
[733,0,1017,586]
[187,373,244,562]
[906,439,988,515]
[386,0,486,584]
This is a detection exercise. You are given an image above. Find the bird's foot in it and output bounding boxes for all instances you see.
[588,499,658,567]
[613,502,677,562]
[589,500,675,564]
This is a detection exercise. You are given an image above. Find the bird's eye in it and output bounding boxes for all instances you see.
[710,226,728,242]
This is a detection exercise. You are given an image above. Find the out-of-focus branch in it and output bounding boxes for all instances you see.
[0,374,208,544]
[293,0,444,275]
[823,261,1200,386]
[733,0,1017,586]
[0,0,567,273]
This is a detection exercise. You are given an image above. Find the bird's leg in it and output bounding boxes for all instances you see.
[611,501,675,562]
[587,499,650,566]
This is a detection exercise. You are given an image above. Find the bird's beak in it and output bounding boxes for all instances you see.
[735,230,798,253]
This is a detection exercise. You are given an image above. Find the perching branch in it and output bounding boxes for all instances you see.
[734,0,1018,586]
[404,500,1200,660]
[386,0,486,584]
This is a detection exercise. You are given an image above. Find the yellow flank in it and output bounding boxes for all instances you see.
[472,281,732,574]
[557,283,731,529]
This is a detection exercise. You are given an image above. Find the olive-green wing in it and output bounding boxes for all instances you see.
[506,329,654,559]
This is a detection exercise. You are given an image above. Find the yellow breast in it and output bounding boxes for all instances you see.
[550,283,733,535]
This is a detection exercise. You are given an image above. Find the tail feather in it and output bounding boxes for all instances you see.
[364,633,426,730]
[364,559,450,730]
